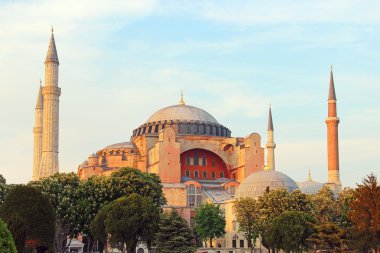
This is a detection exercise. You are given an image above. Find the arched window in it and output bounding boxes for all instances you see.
[137,248,144,253]
[185,170,190,177]
[202,171,207,179]
[194,171,199,178]
[212,171,216,179]
[220,172,224,178]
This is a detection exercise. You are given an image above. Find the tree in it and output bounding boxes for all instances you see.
[309,223,346,252]
[336,187,355,229]
[349,173,380,253]
[80,168,166,251]
[270,211,315,253]
[195,203,226,247]
[91,194,161,253]
[310,186,337,224]
[0,174,7,205]
[0,218,17,253]
[29,172,81,253]
[234,197,260,252]
[0,185,55,253]
[155,209,194,253]
[256,188,313,251]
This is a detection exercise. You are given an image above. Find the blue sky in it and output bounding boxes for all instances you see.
[0,0,379,186]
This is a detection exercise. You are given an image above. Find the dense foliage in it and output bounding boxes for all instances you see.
[0,185,55,253]
[155,209,194,253]
[0,174,7,205]
[270,211,315,253]
[234,197,260,252]
[91,193,161,253]
[349,173,380,252]
[195,203,226,247]
[0,218,17,253]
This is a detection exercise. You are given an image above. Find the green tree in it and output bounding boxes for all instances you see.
[155,209,194,253]
[91,194,161,253]
[80,168,166,251]
[256,188,313,251]
[311,186,337,224]
[0,185,55,253]
[336,187,355,229]
[194,203,226,248]
[349,173,380,253]
[309,223,346,252]
[270,211,315,253]
[0,174,7,205]
[29,172,81,252]
[234,197,260,252]
[0,218,17,253]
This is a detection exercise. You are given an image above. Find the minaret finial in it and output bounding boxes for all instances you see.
[308,169,312,181]
[51,26,54,33]
[179,90,185,105]
[330,64,333,71]
[40,79,42,87]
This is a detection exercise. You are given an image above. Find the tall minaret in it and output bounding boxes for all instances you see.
[32,82,43,180]
[325,65,341,188]
[266,105,276,170]
[38,28,61,179]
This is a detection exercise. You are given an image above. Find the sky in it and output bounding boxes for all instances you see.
[0,0,379,187]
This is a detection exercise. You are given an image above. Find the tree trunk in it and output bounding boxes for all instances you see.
[98,241,105,253]
[209,237,213,248]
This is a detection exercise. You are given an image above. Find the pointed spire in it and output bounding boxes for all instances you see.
[308,169,312,181]
[35,81,43,109]
[328,64,336,100]
[45,28,59,64]
[179,90,185,105]
[267,104,274,131]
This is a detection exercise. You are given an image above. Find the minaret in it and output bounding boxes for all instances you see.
[32,82,43,180]
[38,28,61,179]
[325,65,341,188]
[266,105,276,170]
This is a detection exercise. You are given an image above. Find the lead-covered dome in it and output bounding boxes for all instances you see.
[297,180,324,195]
[235,170,299,199]
[146,104,218,124]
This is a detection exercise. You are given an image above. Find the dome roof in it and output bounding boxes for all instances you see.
[297,180,324,195]
[235,170,299,199]
[146,104,218,124]
[104,142,135,149]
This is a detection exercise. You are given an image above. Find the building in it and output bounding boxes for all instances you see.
[31,30,342,252]
[33,28,61,180]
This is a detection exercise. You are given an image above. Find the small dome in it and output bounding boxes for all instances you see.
[81,160,88,165]
[235,170,299,199]
[297,180,324,195]
[146,104,218,124]
[88,153,98,158]
[104,142,135,149]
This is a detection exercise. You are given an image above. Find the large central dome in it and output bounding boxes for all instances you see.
[146,104,218,124]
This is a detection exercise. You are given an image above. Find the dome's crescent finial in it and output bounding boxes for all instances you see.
[308,168,312,181]
[179,90,185,105]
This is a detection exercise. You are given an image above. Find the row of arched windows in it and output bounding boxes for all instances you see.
[185,170,224,179]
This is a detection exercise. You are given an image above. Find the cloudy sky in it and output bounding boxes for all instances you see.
[0,0,379,186]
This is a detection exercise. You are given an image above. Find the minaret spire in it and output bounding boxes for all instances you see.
[325,65,341,191]
[38,28,61,179]
[45,28,59,64]
[266,105,276,171]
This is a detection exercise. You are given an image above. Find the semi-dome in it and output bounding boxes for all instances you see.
[235,170,299,199]
[146,104,218,124]
[104,142,135,149]
[297,180,324,195]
